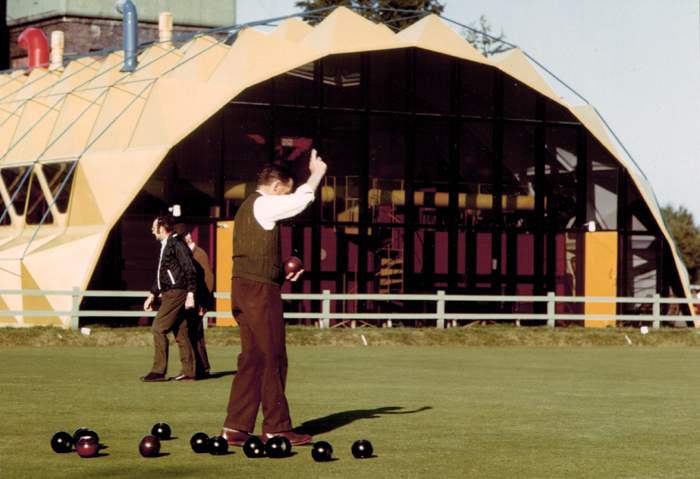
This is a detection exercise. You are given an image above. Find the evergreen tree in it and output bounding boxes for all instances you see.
[295,0,444,29]
[662,204,700,283]
[294,1,507,56]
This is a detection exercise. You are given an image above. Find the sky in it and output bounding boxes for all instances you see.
[235,1,700,220]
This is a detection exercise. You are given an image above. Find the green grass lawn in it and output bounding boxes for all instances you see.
[2,344,700,478]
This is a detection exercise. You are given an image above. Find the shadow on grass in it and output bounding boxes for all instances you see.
[209,370,236,379]
[293,406,432,436]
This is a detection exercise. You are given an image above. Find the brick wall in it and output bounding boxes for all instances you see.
[9,16,222,69]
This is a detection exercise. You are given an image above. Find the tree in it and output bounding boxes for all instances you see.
[294,0,445,29]
[461,15,509,57]
[294,1,508,57]
[662,204,700,283]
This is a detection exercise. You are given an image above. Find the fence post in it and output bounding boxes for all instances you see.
[70,286,80,330]
[322,290,331,329]
[437,290,445,329]
[652,293,660,330]
[547,292,555,328]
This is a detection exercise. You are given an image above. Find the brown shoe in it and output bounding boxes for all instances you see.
[221,428,252,446]
[263,431,312,446]
[140,372,168,382]
[172,374,196,381]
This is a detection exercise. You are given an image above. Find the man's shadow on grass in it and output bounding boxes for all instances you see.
[208,370,236,379]
[293,406,432,436]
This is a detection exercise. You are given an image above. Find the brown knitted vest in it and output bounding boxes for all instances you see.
[231,192,284,287]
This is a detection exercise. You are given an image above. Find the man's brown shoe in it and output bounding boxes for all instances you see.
[262,431,312,446]
[140,372,167,382]
[221,428,252,446]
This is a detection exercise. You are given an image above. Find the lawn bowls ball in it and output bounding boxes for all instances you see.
[284,256,303,275]
[351,439,373,458]
[208,436,229,455]
[311,441,333,462]
[139,435,161,458]
[265,436,292,458]
[76,436,99,458]
[243,436,266,458]
[190,432,209,453]
[151,422,171,440]
[50,431,73,453]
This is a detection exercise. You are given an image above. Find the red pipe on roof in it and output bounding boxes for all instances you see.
[18,28,49,74]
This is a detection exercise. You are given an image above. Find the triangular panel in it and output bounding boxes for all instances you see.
[43,93,101,159]
[5,99,62,162]
[491,48,560,100]
[168,36,230,83]
[300,6,406,54]
[271,17,314,43]
[78,147,169,225]
[208,27,322,89]
[397,14,489,65]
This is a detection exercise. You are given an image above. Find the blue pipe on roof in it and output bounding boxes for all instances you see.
[115,0,138,72]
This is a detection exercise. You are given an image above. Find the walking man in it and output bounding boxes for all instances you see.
[221,149,327,446]
[174,223,213,379]
[141,214,198,382]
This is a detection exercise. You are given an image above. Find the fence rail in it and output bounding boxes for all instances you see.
[0,289,697,330]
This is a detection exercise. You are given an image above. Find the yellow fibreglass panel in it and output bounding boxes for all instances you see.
[129,44,183,82]
[20,262,62,325]
[66,162,105,226]
[208,27,322,89]
[270,17,314,43]
[5,99,62,162]
[168,36,230,83]
[584,231,618,327]
[215,220,236,326]
[83,52,128,99]
[0,107,21,157]
[22,228,104,313]
[572,105,619,159]
[0,72,27,101]
[43,93,101,159]
[0,293,20,326]
[300,6,406,54]
[13,68,62,103]
[50,58,101,96]
[492,48,560,101]
[397,14,488,65]
[129,79,238,150]
[77,147,169,226]
[85,84,150,153]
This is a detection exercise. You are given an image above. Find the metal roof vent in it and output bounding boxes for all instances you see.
[115,0,138,72]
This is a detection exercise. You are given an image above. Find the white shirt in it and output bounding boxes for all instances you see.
[253,184,315,230]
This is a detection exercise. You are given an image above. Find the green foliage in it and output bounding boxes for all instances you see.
[662,204,700,282]
[294,1,508,57]
[461,14,509,57]
[294,0,445,29]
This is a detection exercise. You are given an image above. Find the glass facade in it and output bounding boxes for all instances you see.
[111,47,684,317]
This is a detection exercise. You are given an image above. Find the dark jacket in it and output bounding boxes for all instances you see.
[150,234,197,296]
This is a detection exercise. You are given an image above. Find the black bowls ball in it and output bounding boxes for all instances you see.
[351,439,373,458]
[139,435,161,458]
[265,435,292,458]
[208,435,229,455]
[311,440,333,462]
[243,436,266,458]
[151,422,171,440]
[190,432,209,453]
[50,431,73,453]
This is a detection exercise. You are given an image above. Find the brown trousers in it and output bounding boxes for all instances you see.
[224,277,292,434]
[150,289,196,377]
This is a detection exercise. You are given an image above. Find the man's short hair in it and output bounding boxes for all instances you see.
[156,214,175,233]
[258,163,295,189]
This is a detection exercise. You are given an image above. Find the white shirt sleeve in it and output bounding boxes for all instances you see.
[253,184,315,230]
